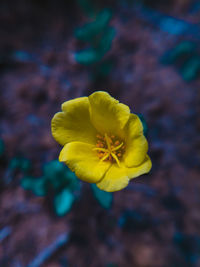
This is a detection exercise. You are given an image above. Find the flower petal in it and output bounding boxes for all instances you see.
[96,156,152,192]
[96,164,129,192]
[51,97,97,145]
[59,142,111,183]
[89,91,130,136]
[126,155,152,179]
[124,114,148,167]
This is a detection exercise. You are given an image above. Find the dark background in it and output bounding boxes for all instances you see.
[0,0,200,266]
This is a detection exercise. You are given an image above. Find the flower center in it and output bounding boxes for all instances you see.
[93,133,125,167]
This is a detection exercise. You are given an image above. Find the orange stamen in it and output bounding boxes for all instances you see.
[115,140,120,146]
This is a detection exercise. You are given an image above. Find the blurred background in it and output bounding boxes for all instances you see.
[0,0,200,266]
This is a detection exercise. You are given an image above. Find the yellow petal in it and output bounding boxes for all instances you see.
[59,142,111,183]
[96,164,129,192]
[89,91,130,137]
[126,155,152,179]
[96,156,152,192]
[51,97,97,145]
[124,114,148,167]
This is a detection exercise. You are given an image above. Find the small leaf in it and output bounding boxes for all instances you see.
[138,114,148,137]
[77,0,97,17]
[43,160,65,179]
[75,9,112,42]
[180,57,200,81]
[98,27,116,54]
[0,139,5,156]
[91,184,112,209]
[161,41,196,65]
[8,157,31,173]
[8,158,21,170]
[20,158,31,173]
[65,171,80,191]
[21,176,47,196]
[160,17,188,35]
[92,60,113,80]
[54,189,74,216]
[43,160,79,192]
[75,49,101,65]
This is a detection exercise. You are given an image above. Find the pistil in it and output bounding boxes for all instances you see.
[94,133,125,167]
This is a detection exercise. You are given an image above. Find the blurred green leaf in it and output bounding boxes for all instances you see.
[160,17,188,35]
[19,158,31,173]
[43,160,65,179]
[75,9,112,42]
[43,160,66,190]
[75,49,101,65]
[0,139,5,156]
[91,184,112,209]
[180,57,200,81]
[54,189,74,216]
[8,157,31,173]
[91,60,113,81]
[43,160,79,192]
[138,114,148,137]
[161,41,196,65]
[98,27,116,54]
[21,176,47,196]
[65,171,80,191]
[77,0,97,17]
[106,264,118,267]
[8,158,21,170]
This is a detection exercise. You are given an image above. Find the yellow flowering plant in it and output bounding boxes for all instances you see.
[51,91,152,192]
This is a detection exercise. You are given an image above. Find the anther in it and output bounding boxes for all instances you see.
[115,140,120,146]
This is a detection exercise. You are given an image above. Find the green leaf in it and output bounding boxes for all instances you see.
[19,158,31,173]
[8,158,21,170]
[8,157,31,173]
[98,27,116,54]
[138,114,148,137]
[91,184,113,209]
[43,160,65,179]
[77,0,97,17]
[106,264,118,267]
[161,41,196,65]
[0,139,5,156]
[43,160,79,192]
[65,171,80,191]
[43,160,67,190]
[180,57,200,81]
[75,9,112,42]
[75,49,101,65]
[21,176,47,196]
[54,189,74,216]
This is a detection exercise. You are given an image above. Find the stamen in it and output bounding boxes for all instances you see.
[111,152,121,167]
[100,153,110,162]
[93,147,108,152]
[95,133,125,165]
[98,152,104,158]
[115,140,120,146]
[112,142,124,151]
[104,133,111,150]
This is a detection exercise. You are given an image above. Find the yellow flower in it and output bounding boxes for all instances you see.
[51,91,152,192]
